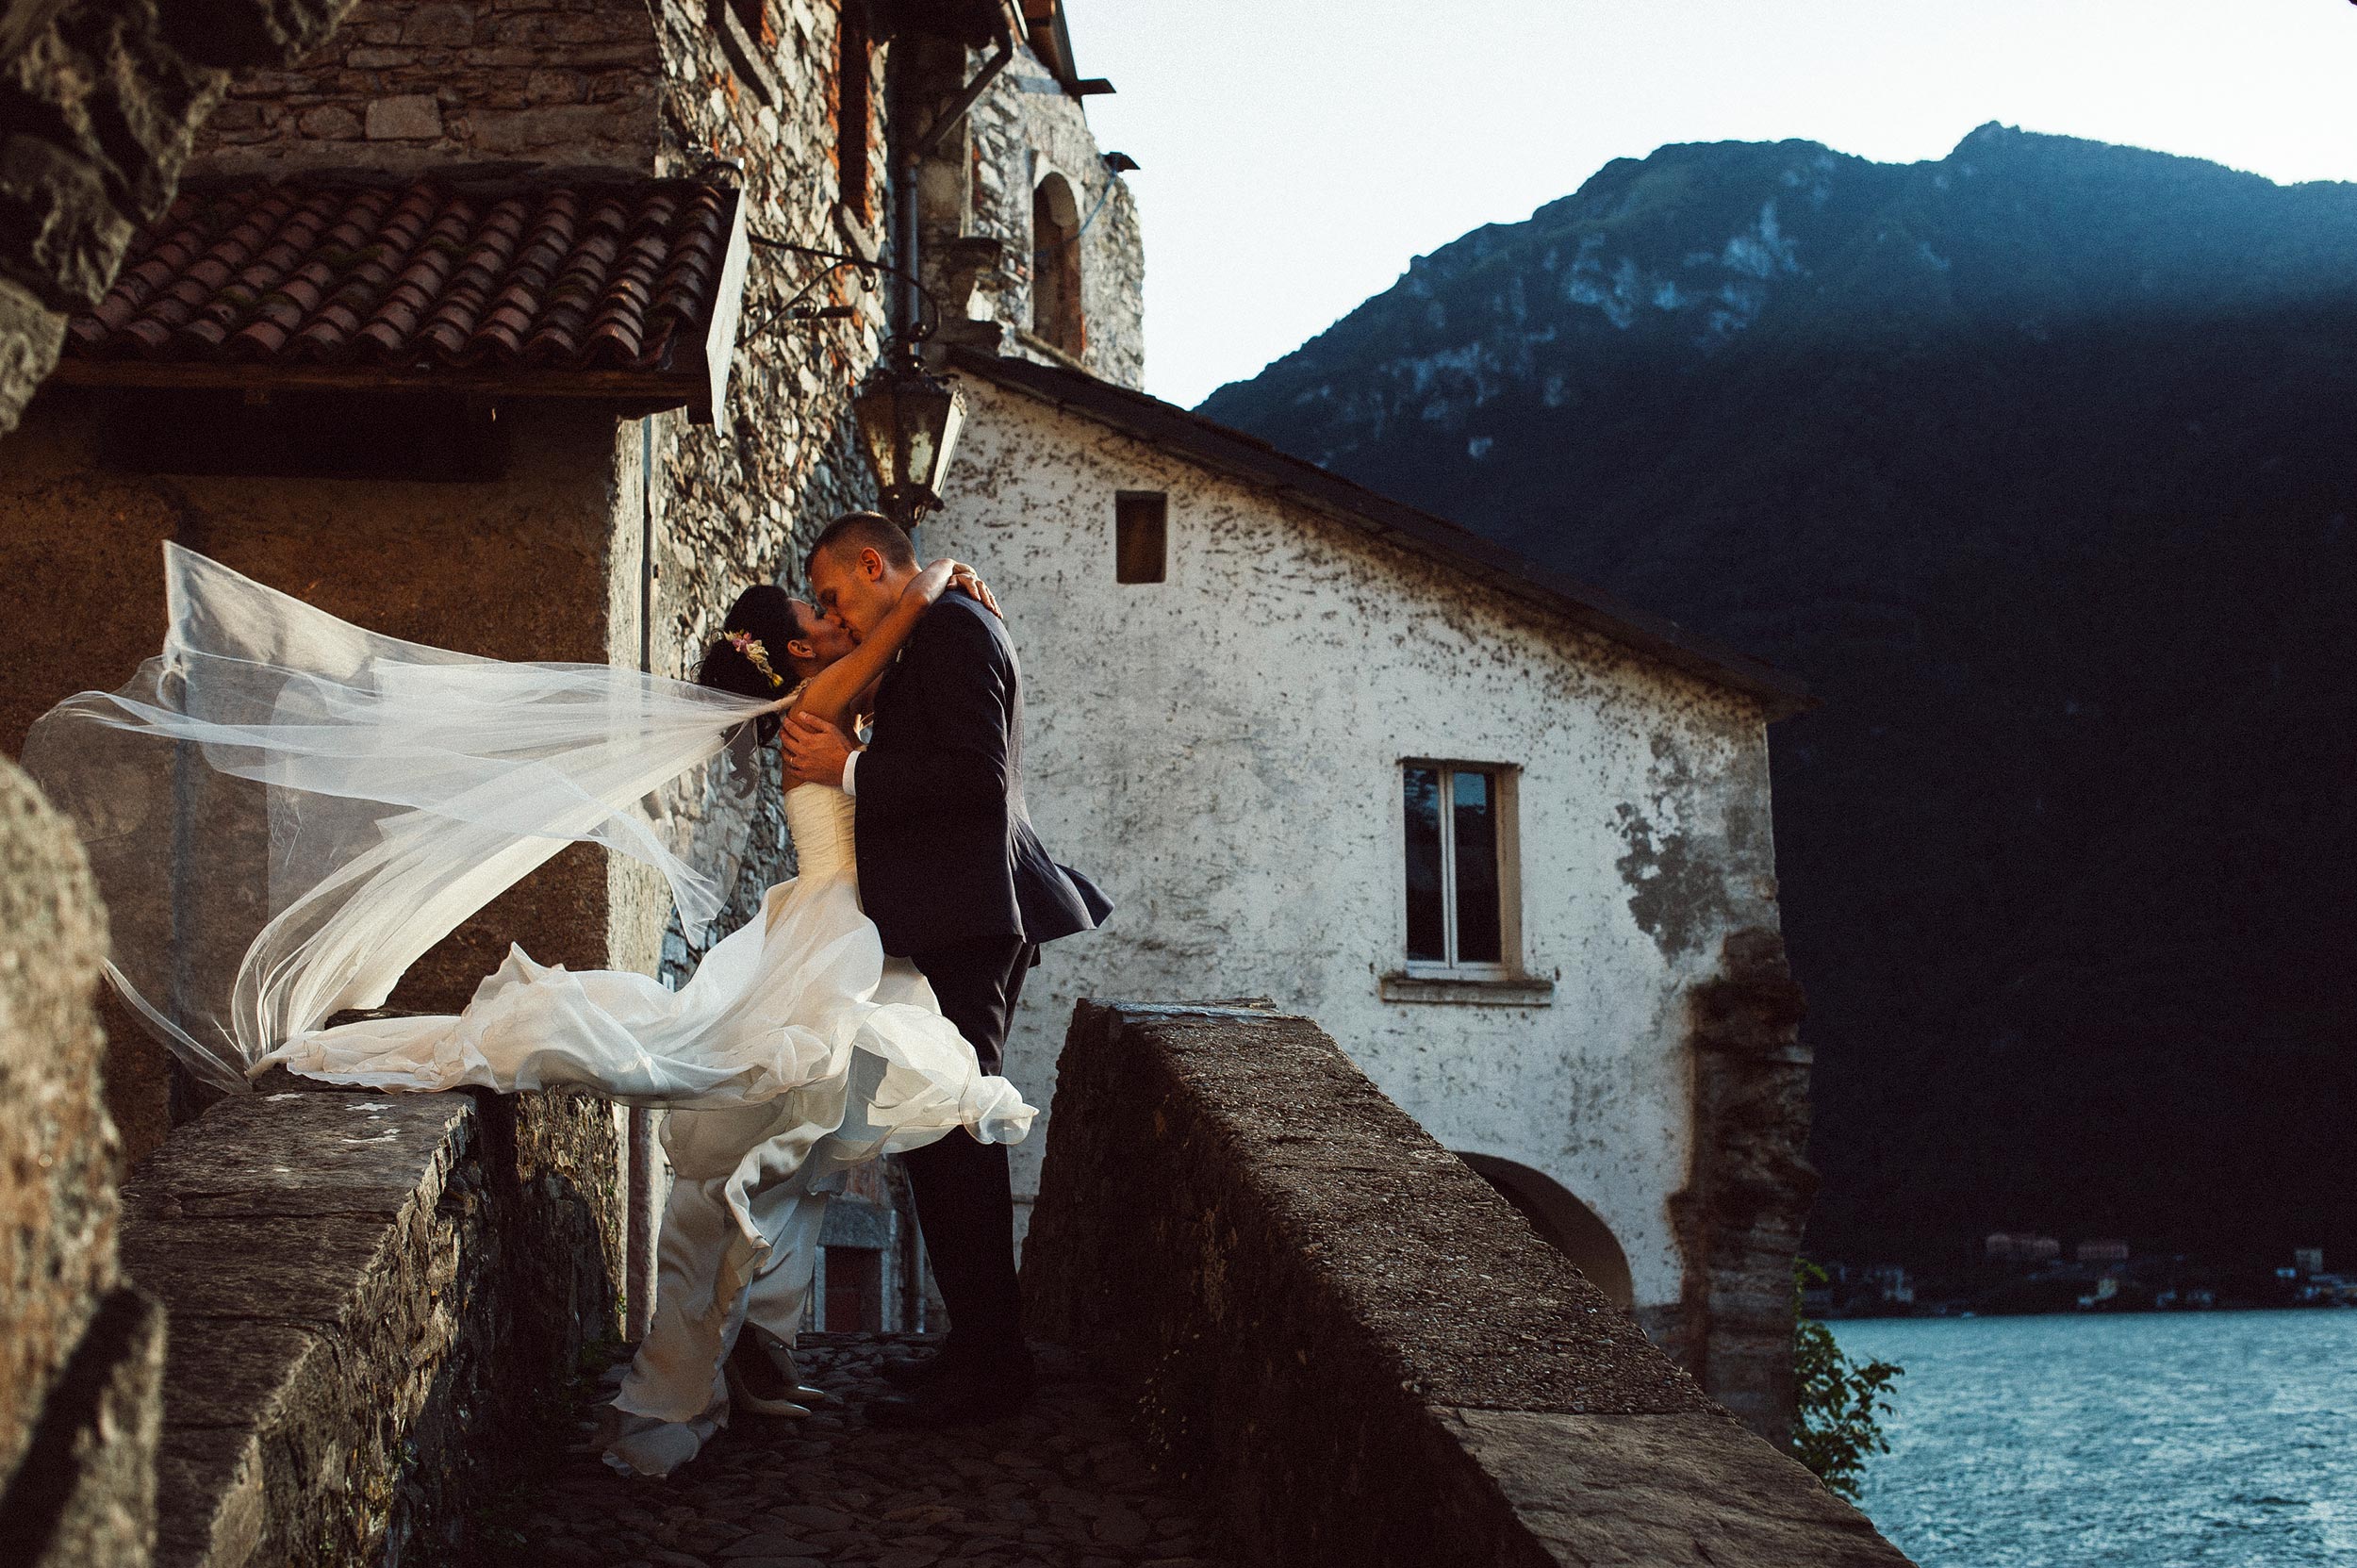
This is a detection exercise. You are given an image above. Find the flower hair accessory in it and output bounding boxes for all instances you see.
[725,629,785,688]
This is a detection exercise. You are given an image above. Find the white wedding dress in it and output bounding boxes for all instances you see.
[19,548,1026,1476]
[264,779,1037,1476]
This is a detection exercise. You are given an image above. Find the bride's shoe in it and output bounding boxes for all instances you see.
[749,1329,837,1408]
[724,1362,813,1419]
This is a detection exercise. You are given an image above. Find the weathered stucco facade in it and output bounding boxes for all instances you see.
[925,367,1816,1435]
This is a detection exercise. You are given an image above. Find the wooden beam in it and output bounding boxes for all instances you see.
[46,357,703,407]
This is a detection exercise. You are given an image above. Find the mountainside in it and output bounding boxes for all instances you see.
[1202,124,2357,1269]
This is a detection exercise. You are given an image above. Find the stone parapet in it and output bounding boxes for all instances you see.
[120,1085,619,1568]
[1022,1001,1911,1568]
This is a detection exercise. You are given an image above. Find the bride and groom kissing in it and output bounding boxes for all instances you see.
[674,507,1112,1454]
[53,509,1113,1477]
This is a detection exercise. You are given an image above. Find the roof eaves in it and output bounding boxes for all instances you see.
[944,347,1817,720]
[62,175,749,423]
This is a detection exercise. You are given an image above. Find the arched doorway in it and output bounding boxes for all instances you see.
[1030,171,1085,357]
[1458,1152,1636,1312]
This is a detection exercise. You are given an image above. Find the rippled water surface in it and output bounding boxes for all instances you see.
[1832,1312,2357,1567]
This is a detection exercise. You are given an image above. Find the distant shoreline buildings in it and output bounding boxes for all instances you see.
[1804,1243,2349,1320]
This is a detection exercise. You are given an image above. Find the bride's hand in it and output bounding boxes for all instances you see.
[907,558,959,605]
[910,557,1001,619]
[951,563,1001,619]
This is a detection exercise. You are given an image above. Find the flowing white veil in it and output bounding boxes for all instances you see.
[19,543,782,1093]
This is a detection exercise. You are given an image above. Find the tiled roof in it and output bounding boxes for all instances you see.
[61,178,742,402]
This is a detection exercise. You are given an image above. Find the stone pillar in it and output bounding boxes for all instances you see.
[1665,927,1821,1446]
[0,755,165,1568]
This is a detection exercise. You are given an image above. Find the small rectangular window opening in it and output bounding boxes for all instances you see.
[836,0,872,219]
[1402,762,1513,976]
[1114,490,1167,584]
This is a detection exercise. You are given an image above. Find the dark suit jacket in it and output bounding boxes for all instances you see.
[852,593,1110,957]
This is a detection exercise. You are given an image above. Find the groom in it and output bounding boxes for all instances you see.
[782,510,1109,1426]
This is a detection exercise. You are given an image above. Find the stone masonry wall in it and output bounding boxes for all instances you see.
[122,1084,619,1567]
[0,734,619,1568]
[1662,926,1821,1444]
[1023,1001,1910,1568]
[639,0,897,950]
[0,754,165,1568]
[911,36,1144,388]
[191,0,662,176]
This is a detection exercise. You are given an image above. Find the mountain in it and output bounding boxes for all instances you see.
[1202,124,2357,1270]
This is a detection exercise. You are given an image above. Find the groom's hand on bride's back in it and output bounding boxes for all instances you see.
[781,711,856,788]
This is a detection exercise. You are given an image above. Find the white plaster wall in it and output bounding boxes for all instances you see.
[922,381,1786,1312]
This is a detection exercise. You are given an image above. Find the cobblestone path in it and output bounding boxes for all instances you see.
[480,1334,1232,1568]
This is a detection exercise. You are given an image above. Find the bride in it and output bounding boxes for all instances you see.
[22,545,1030,1478]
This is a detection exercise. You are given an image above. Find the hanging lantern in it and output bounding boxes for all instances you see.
[853,341,966,525]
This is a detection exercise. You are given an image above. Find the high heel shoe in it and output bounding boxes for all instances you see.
[724,1362,812,1419]
[750,1329,837,1408]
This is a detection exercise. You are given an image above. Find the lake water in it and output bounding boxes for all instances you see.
[1832,1312,2357,1567]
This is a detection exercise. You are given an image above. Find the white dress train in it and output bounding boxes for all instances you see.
[262,782,1035,1476]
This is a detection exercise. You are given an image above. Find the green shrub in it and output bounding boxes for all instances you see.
[1793,1258,1904,1501]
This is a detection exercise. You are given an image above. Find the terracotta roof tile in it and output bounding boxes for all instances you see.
[67,178,738,380]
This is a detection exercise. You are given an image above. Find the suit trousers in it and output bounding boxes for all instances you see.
[903,935,1035,1357]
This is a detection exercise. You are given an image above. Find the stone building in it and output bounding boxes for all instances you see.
[882,20,1822,1434]
[920,351,1820,1438]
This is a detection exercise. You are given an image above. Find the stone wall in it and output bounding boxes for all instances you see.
[0,0,352,433]
[191,0,661,175]
[1661,927,1821,1443]
[0,754,165,1568]
[636,0,893,951]
[1023,1001,1910,1568]
[122,1082,619,1567]
[909,34,1145,388]
[0,753,619,1568]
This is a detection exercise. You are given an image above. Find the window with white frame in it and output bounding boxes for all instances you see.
[1402,762,1517,977]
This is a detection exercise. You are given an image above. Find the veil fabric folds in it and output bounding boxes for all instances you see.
[18,543,782,1093]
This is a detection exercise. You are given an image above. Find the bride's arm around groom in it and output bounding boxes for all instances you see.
[784,516,1107,964]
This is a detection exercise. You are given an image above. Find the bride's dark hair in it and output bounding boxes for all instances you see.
[698,584,800,742]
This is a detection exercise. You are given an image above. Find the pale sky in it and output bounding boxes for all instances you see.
[1065,1,2357,409]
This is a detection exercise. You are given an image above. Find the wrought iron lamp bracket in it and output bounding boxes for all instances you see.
[742,234,945,345]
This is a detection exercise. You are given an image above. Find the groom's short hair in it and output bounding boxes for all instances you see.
[809,510,917,572]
